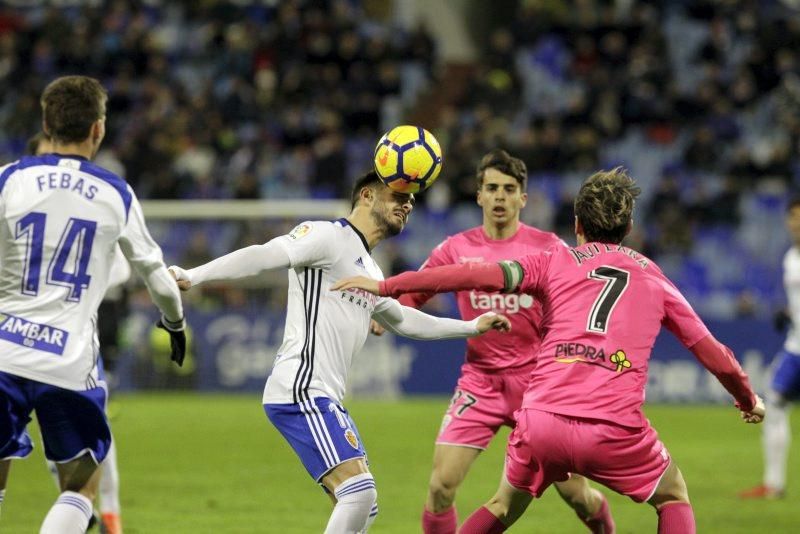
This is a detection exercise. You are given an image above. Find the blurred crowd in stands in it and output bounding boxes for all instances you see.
[1,0,799,318]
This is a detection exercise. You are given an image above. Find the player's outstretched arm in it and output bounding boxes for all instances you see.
[372,300,510,340]
[688,335,760,417]
[170,239,293,289]
[118,194,186,365]
[332,261,508,297]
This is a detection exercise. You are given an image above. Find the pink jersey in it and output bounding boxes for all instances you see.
[408,224,563,373]
[514,242,710,428]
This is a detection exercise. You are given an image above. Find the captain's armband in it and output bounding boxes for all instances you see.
[498,260,524,293]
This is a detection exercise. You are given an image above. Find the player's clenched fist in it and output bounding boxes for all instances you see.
[741,395,766,424]
[474,312,511,334]
[169,265,193,291]
[331,275,379,294]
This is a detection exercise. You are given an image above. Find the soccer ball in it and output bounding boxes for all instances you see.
[373,125,443,194]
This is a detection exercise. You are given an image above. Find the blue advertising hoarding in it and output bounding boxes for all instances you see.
[119,309,782,402]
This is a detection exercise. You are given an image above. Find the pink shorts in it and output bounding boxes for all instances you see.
[505,409,670,503]
[436,367,529,450]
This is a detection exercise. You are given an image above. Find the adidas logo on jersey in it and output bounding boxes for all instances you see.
[355,257,365,269]
[0,312,68,355]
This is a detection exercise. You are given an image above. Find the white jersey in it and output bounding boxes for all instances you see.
[0,154,180,390]
[263,219,395,404]
[783,247,800,353]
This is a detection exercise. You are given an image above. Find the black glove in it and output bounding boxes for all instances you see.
[773,309,792,333]
[156,315,187,366]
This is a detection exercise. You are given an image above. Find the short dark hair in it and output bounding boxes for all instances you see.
[41,76,107,144]
[574,167,641,244]
[477,149,527,190]
[350,170,383,209]
[26,132,51,155]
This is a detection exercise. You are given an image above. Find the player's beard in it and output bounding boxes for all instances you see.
[371,204,404,238]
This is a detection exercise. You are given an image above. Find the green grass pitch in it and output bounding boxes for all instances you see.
[3,394,798,533]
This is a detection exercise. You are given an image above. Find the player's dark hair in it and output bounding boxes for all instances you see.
[574,167,641,244]
[41,76,107,144]
[26,132,51,155]
[350,170,383,209]
[477,149,528,190]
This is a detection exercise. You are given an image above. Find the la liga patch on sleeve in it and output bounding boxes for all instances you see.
[288,223,313,240]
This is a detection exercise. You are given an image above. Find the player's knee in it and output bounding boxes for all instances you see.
[335,473,378,507]
[428,472,459,508]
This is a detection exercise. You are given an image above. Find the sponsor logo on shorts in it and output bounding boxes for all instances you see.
[554,343,631,373]
[0,312,68,355]
[344,429,359,449]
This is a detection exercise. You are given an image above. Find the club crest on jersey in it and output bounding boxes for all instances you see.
[344,429,359,449]
[554,343,632,373]
[0,312,68,355]
[288,223,312,240]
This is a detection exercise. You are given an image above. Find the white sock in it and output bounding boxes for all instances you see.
[763,392,791,490]
[46,460,60,490]
[99,439,121,514]
[324,473,377,534]
[0,489,6,519]
[361,502,378,532]
[40,491,93,534]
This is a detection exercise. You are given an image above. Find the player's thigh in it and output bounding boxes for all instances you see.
[647,460,689,507]
[577,420,671,503]
[321,457,370,493]
[0,371,35,461]
[503,409,572,498]
[264,398,369,485]
[34,382,111,464]
[56,453,102,494]
[437,371,508,449]
[430,443,482,488]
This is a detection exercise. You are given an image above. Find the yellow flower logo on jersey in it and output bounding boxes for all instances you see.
[344,429,359,449]
[610,350,631,373]
[553,343,632,373]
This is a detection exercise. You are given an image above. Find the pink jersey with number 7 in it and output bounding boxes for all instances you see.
[513,242,712,427]
[379,241,757,429]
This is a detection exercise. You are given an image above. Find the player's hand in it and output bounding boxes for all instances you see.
[475,312,511,334]
[156,315,187,366]
[370,319,386,336]
[773,309,791,332]
[168,265,193,291]
[331,276,380,295]
[741,395,765,424]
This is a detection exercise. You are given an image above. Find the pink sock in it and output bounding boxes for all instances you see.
[422,506,458,534]
[458,506,506,534]
[579,496,615,533]
[657,502,695,534]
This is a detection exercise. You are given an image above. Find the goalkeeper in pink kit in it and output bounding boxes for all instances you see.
[334,168,765,533]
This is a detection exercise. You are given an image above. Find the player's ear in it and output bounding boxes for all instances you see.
[360,185,374,205]
[626,219,633,237]
[574,216,583,238]
[519,191,528,208]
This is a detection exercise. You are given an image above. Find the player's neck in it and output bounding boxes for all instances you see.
[49,140,96,161]
[345,214,379,251]
[483,219,520,241]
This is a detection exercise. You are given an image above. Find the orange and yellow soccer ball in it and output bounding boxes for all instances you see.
[373,125,443,194]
